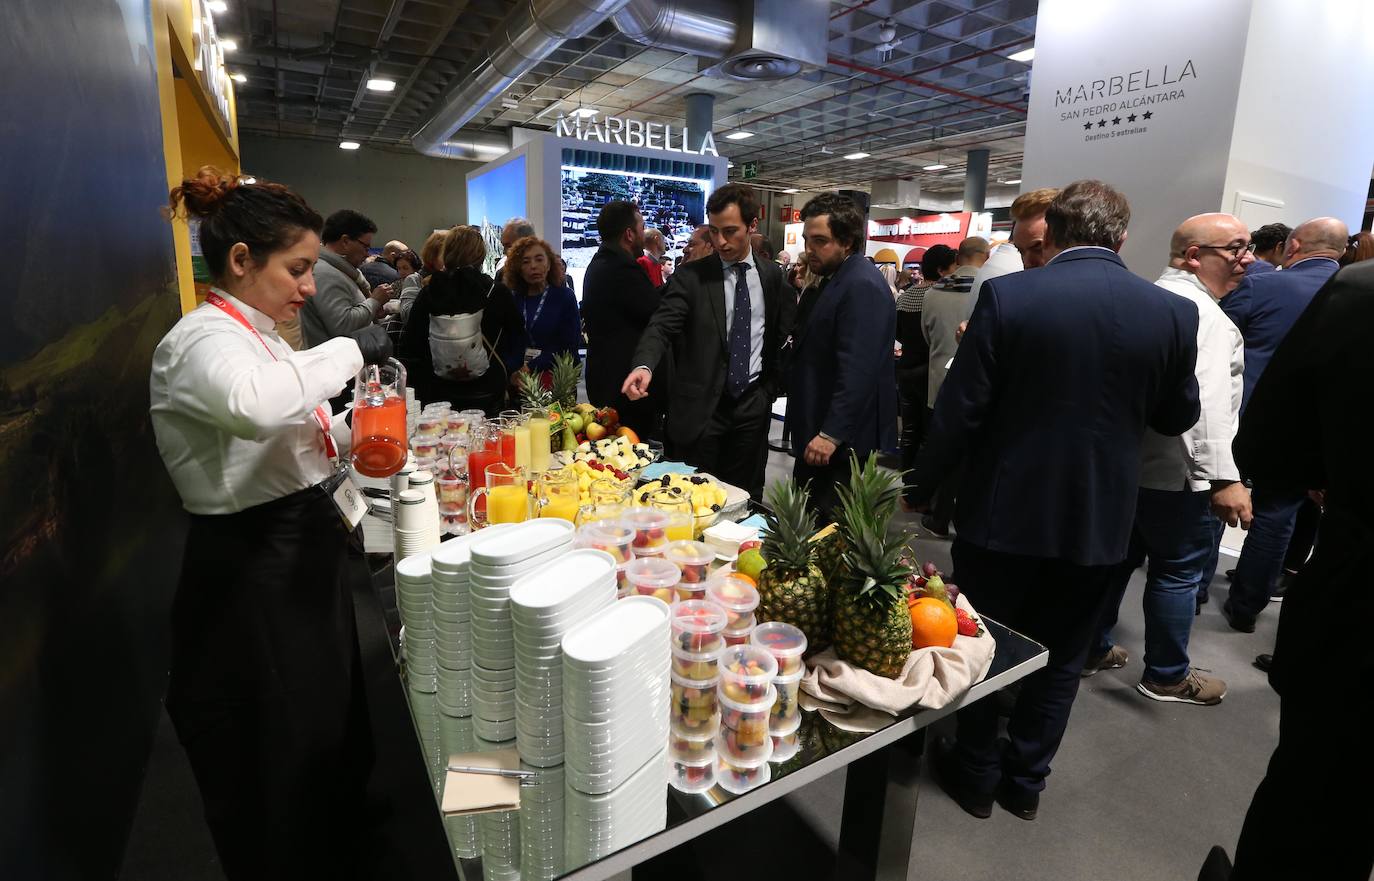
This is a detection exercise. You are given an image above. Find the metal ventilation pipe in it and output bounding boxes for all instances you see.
[610,0,738,57]
[410,0,633,158]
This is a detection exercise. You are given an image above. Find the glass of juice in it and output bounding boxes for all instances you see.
[534,466,580,521]
[468,463,531,525]
[525,407,551,474]
[350,359,409,477]
[644,486,695,542]
[497,410,522,468]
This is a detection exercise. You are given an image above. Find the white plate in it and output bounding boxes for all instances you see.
[431,524,518,576]
[470,519,576,568]
[562,596,671,666]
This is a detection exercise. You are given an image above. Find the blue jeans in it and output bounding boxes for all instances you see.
[1096,488,1215,684]
[1228,484,1307,620]
[1198,516,1227,601]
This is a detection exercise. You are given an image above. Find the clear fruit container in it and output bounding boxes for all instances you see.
[621,509,671,556]
[715,735,772,794]
[670,672,720,734]
[721,613,757,647]
[717,685,775,760]
[671,600,728,655]
[573,522,635,566]
[705,574,759,628]
[770,727,801,762]
[750,621,807,676]
[664,540,714,588]
[671,755,717,794]
[669,723,718,764]
[672,645,720,680]
[624,556,681,604]
[770,670,803,730]
[718,644,776,703]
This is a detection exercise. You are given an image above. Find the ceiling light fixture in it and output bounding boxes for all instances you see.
[573,107,598,118]
[783,188,800,194]
[207,0,228,13]
[923,162,949,171]
[366,78,396,92]
[1008,47,1035,63]
[339,141,361,150]
[819,145,833,155]
[230,72,247,83]
[725,130,755,141]
[500,99,520,110]
[1003,178,1022,185]
[844,151,871,160]
[220,39,237,52]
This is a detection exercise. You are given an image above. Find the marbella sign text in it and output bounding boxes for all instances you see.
[555,110,719,157]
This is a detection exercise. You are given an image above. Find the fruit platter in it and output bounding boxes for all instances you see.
[550,434,660,478]
[632,472,728,534]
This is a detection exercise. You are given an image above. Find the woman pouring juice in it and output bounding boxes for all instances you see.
[149,168,391,879]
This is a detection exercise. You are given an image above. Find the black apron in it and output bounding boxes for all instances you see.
[165,483,374,881]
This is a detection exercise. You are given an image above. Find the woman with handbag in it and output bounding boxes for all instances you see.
[399,225,525,413]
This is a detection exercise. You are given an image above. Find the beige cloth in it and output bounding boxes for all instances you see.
[800,593,996,732]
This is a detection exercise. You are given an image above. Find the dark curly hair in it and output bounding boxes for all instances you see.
[501,236,566,292]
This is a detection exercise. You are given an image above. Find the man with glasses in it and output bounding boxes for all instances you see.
[1085,214,1253,704]
[1218,217,1347,632]
[302,209,395,350]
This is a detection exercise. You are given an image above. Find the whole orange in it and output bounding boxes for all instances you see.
[909,597,957,649]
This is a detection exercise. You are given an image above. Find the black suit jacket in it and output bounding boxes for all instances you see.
[912,248,1202,567]
[632,253,794,447]
[785,254,898,460]
[581,245,663,426]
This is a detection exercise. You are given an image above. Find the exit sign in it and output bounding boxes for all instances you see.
[740,161,759,180]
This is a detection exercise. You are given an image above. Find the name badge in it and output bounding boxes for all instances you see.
[331,474,369,530]
[524,347,542,363]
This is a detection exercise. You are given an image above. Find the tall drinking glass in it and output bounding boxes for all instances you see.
[525,407,551,474]
[468,463,532,525]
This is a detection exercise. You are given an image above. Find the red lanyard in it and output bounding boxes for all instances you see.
[205,291,339,461]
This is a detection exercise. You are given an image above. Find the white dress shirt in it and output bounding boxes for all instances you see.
[971,242,1023,302]
[1138,267,1245,492]
[150,290,364,514]
[720,248,766,383]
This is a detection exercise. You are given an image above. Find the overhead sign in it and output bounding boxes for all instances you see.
[191,0,234,134]
[554,110,718,157]
[740,161,759,180]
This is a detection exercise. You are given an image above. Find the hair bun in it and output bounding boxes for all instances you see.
[166,166,242,219]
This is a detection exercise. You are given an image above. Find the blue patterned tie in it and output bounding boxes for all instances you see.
[728,262,752,397]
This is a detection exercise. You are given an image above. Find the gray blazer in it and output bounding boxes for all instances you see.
[921,272,977,407]
[301,249,380,348]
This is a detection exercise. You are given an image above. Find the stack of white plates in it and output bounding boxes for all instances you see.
[519,762,566,881]
[437,713,480,860]
[474,734,521,881]
[408,686,444,795]
[468,521,576,734]
[562,595,672,797]
[395,552,437,694]
[430,526,518,718]
[510,549,618,768]
[564,746,669,866]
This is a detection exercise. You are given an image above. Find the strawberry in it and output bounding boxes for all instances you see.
[955,609,979,638]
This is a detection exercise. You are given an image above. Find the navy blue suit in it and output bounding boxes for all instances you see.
[786,253,897,512]
[1221,256,1339,412]
[914,247,1200,801]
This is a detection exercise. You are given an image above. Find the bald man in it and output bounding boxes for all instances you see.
[682,224,714,262]
[1087,213,1253,704]
[1219,216,1346,632]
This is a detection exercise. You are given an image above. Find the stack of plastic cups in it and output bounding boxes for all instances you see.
[436,472,468,536]
[663,540,715,602]
[405,386,418,438]
[573,522,635,598]
[624,556,681,607]
[706,574,760,646]
[394,489,441,562]
[621,508,672,558]
[469,521,575,744]
[669,599,727,792]
[751,622,808,761]
[519,762,566,881]
[438,715,480,860]
[474,732,521,881]
[715,644,777,794]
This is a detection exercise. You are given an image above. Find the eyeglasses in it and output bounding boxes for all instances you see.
[1194,242,1252,260]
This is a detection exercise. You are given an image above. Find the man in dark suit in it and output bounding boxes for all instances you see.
[623,184,793,499]
[784,192,898,515]
[581,201,663,438]
[912,180,1201,821]
[1218,216,1345,631]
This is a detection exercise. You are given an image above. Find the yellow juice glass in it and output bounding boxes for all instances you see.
[535,467,580,522]
[527,409,551,473]
[467,462,531,526]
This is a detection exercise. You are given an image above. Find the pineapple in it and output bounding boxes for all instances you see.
[757,479,830,650]
[515,368,552,410]
[831,453,913,679]
[550,352,582,411]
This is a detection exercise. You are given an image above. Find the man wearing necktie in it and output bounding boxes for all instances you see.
[624,184,795,500]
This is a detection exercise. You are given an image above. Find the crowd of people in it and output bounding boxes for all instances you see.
[149,163,1372,880]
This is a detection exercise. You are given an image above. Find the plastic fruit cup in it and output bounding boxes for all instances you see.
[750,621,808,676]
[671,756,717,794]
[715,736,772,793]
[770,671,803,729]
[671,673,720,733]
[717,645,777,703]
[669,726,717,764]
[721,613,757,647]
[621,509,671,555]
[718,684,775,759]
[671,599,728,655]
[672,645,720,680]
[663,540,714,586]
[771,728,800,762]
[573,522,635,566]
[676,582,708,602]
[705,574,759,629]
[415,417,443,439]
[437,476,466,505]
[625,556,681,605]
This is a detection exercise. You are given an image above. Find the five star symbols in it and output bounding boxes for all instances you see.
[1097,119,1107,128]
[1143,111,1153,120]
[1127,113,1138,123]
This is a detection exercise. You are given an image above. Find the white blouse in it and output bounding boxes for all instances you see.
[150,291,363,515]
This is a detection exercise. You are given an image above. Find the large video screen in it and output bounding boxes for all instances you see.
[468,154,528,275]
[561,166,711,294]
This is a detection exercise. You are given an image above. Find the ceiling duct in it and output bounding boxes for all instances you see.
[870,178,921,209]
[410,0,632,158]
